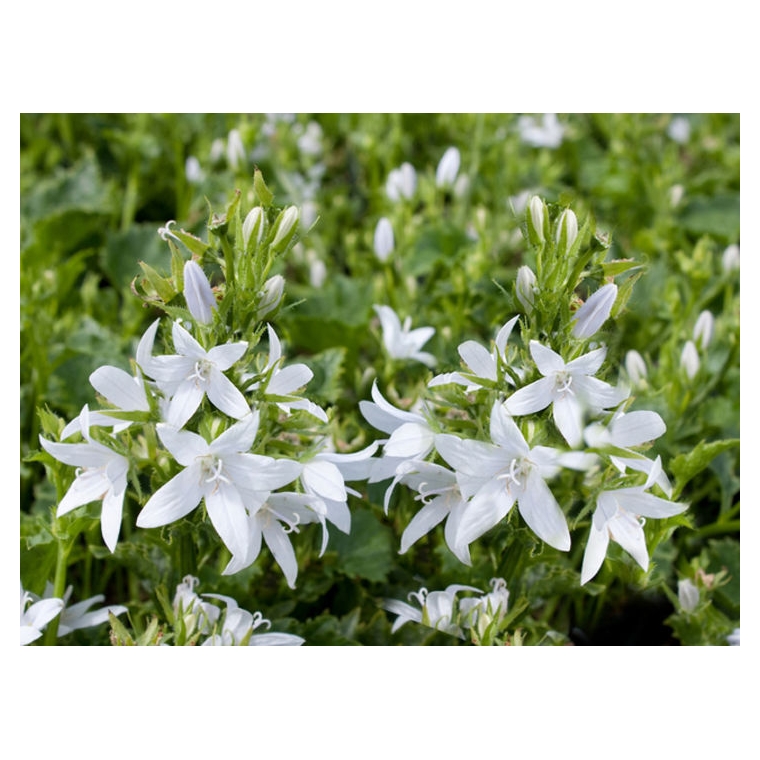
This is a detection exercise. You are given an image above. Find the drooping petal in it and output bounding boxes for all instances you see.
[608,512,649,570]
[100,486,126,552]
[205,370,251,420]
[164,381,205,428]
[552,393,584,448]
[400,497,450,553]
[57,469,112,516]
[580,520,610,585]
[262,521,299,589]
[249,632,305,646]
[90,366,150,411]
[517,473,570,551]
[504,377,555,416]
[205,483,250,559]
[443,497,472,565]
[136,466,205,528]
[458,341,496,381]
[455,478,514,549]
[39,438,112,469]
[614,489,688,519]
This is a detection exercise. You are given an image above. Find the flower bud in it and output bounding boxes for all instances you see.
[693,310,714,350]
[255,274,285,321]
[556,209,578,253]
[677,579,699,612]
[373,217,394,262]
[571,283,617,338]
[436,146,460,187]
[624,350,648,385]
[680,340,700,379]
[270,206,300,251]
[386,162,417,201]
[226,128,246,170]
[242,206,265,251]
[722,244,740,272]
[527,195,547,246]
[516,265,537,313]
[185,156,204,184]
[183,260,216,324]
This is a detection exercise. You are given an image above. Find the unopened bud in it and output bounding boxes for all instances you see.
[722,244,739,272]
[680,340,700,379]
[678,579,699,612]
[226,129,246,171]
[625,350,648,385]
[527,196,547,245]
[693,310,714,350]
[556,209,578,254]
[516,265,537,313]
[386,162,417,201]
[271,206,300,251]
[571,283,617,338]
[255,274,285,321]
[183,260,216,324]
[373,217,394,262]
[242,207,265,251]
[436,146,460,187]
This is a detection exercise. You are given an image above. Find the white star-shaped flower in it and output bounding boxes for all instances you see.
[374,305,436,368]
[504,341,628,447]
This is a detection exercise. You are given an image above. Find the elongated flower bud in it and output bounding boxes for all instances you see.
[680,340,699,379]
[436,146,460,187]
[373,217,394,262]
[271,206,299,251]
[693,310,714,350]
[527,196,547,246]
[624,350,647,385]
[386,162,417,201]
[678,579,699,612]
[227,129,245,170]
[183,260,216,324]
[242,206,265,251]
[556,209,578,254]
[722,244,739,272]
[516,265,537,313]
[255,274,285,321]
[571,283,617,338]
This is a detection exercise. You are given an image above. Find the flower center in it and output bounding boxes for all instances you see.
[189,359,213,387]
[554,371,574,395]
[198,455,230,490]
[498,457,530,491]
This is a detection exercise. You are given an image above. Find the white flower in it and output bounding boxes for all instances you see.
[200,594,303,646]
[386,162,417,201]
[245,323,327,422]
[428,316,519,391]
[435,146,461,187]
[359,380,435,482]
[667,116,691,144]
[459,578,509,635]
[373,217,394,262]
[374,304,436,367]
[571,284,618,339]
[140,320,250,429]
[505,341,628,448]
[584,409,672,496]
[726,628,740,646]
[183,260,216,324]
[518,113,564,148]
[226,128,246,170]
[271,206,299,251]
[185,156,204,184]
[222,492,326,586]
[680,340,700,379]
[242,207,265,250]
[300,439,379,535]
[385,460,472,564]
[136,413,301,561]
[38,583,127,637]
[383,583,482,638]
[39,406,130,552]
[436,401,594,552]
[173,575,221,633]
[20,583,64,645]
[516,265,538,313]
[255,274,285,321]
[580,458,688,585]
[677,579,700,612]
[528,195,547,244]
[693,310,714,350]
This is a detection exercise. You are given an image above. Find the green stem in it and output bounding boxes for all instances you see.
[43,534,73,645]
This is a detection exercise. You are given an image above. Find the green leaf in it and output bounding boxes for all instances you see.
[670,439,740,499]
[329,507,395,583]
[253,169,275,208]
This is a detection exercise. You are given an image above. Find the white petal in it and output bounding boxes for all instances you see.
[156,424,209,465]
[263,521,299,588]
[529,341,565,375]
[458,340,497,381]
[90,366,149,411]
[456,479,514,548]
[610,411,666,447]
[494,316,520,360]
[57,469,111,515]
[434,435,505,484]
[302,460,347,502]
[580,521,610,585]
[489,401,530,456]
[164,381,205,428]
[608,512,649,570]
[504,377,555,416]
[210,412,259,456]
[171,321,205,359]
[205,483,250,558]
[399,497,450,553]
[614,489,688,519]
[552,394,584,448]
[206,341,249,371]
[566,346,607,376]
[100,487,126,552]
[571,284,617,339]
[385,422,435,459]
[136,467,205,528]
[268,364,313,395]
[205,370,251,419]
[517,474,570,550]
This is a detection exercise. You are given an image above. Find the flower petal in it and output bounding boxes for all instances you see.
[504,377,555,416]
[610,410,666,447]
[136,467,204,528]
[458,341,496,381]
[517,473,570,550]
[164,381,205,428]
[262,521,299,588]
[90,366,150,411]
[580,520,610,585]
[400,497,450,553]
[529,341,565,375]
[552,394,584,448]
